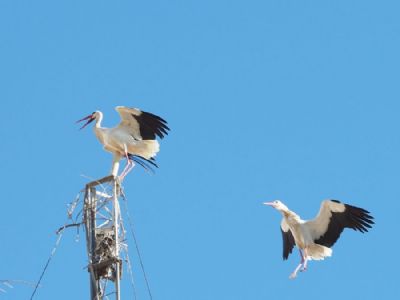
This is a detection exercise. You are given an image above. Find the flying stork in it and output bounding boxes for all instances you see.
[264,199,374,279]
[77,106,170,179]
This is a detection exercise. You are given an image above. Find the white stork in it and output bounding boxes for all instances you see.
[264,199,374,279]
[77,106,170,179]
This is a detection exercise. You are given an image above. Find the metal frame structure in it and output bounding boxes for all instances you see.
[83,175,123,300]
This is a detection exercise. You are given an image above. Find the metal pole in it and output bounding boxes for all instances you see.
[113,178,121,300]
[83,175,122,300]
[89,187,99,300]
[84,187,99,300]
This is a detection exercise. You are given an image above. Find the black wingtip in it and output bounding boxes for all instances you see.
[345,203,375,233]
[131,111,170,140]
[127,154,159,173]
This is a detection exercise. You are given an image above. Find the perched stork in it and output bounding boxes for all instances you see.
[264,199,374,279]
[77,106,170,179]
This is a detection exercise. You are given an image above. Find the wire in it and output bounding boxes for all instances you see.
[0,279,37,294]
[30,191,83,299]
[123,246,138,300]
[0,279,36,287]
[120,190,153,300]
[29,229,64,300]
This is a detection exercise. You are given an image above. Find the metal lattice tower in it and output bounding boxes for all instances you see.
[83,175,124,300]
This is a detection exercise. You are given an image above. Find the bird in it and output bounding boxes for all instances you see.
[77,106,170,179]
[264,199,374,279]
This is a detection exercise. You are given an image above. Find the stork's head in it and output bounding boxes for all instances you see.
[263,200,289,213]
[76,111,99,129]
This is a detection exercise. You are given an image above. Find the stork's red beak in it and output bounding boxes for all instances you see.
[76,114,95,130]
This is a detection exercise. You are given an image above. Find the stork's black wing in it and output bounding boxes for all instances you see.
[132,110,170,140]
[307,200,374,248]
[280,219,295,260]
[116,106,170,140]
[128,154,159,173]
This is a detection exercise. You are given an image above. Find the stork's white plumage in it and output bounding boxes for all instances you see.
[264,199,374,279]
[77,106,170,178]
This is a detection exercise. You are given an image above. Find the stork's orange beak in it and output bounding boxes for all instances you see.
[77,114,95,130]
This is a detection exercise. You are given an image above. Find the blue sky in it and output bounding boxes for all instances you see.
[1,0,399,299]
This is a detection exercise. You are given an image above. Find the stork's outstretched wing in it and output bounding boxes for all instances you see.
[305,200,374,248]
[116,106,170,140]
[281,219,295,260]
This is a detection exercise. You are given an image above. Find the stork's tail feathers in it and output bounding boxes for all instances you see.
[128,154,159,173]
[127,140,160,159]
[306,244,332,260]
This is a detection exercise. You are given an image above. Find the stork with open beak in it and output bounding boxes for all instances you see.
[264,199,374,279]
[77,106,170,179]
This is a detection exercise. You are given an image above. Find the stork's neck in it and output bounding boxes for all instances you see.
[94,111,103,128]
[281,208,301,221]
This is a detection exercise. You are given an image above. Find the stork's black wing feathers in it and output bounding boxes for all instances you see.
[281,227,295,260]
[128,154,159,173]
[132,111,170,140]
[314,200,375,248]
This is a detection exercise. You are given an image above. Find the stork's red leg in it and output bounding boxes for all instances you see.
[119,147,136,180]
[301,248,308,272]
[289,249,306,279]
[124,160,135,177]
[120,159,135,180]
[299,249,305,264]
